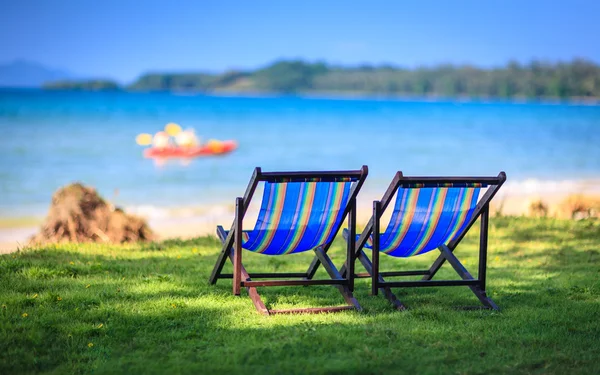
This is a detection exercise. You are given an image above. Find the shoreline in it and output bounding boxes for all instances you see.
[2,177,599,225]
[5,87,600,106]
[1,185,598,255]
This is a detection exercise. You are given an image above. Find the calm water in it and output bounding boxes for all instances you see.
[1,90,599,219]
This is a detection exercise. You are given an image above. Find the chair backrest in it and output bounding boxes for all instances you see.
[242,178,356,255]
[378,183,484,257]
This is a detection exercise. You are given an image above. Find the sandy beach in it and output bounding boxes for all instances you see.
[1,180,598,255]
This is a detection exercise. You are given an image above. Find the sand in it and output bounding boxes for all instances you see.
[1,187,598,255]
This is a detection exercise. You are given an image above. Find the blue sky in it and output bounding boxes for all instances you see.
[1,0,599,83]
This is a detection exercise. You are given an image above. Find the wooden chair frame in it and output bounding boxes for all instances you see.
[209,166,368,315]
[317,171,506,310]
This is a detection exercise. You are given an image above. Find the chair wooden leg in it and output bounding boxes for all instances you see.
[233,198,243,296]
[355,250,406,310]
[226,251,270,315]
[421,253,445,281]
[214,225,269,315]
[304,241,335,280]
[439,245,499,310]
[347,198,356,292]
[313,247,362,311]
[423,249,498,310]
[209,226,232,285]
[372,201,380,296]
[341,224,405,310]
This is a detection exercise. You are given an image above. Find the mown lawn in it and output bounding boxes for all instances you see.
[1,217,599,375]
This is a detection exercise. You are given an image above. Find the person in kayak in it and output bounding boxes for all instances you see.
[152,131,171,149]
[174,128,200,149]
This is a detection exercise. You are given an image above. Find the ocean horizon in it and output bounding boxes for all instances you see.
[1,89,600,227]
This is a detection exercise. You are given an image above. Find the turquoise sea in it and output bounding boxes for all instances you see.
[1,89,600,223]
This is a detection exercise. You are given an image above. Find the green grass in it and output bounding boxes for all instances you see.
[1,217,599,374]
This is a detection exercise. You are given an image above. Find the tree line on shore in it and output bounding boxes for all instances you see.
[44,59,600,99]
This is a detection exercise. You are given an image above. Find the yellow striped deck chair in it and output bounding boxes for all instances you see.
[209,166,368,315]
[339,171,506,310]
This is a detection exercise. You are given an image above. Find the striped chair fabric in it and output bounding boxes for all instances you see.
[362,183,484,257]
[229,179,354,255]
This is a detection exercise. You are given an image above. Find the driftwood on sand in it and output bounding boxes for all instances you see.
[31,183,154,244]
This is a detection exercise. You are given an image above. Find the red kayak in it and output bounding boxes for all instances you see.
[143,140,238,158]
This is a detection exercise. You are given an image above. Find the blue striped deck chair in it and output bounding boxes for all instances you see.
[338,171,506,310]
[209,166,368,315]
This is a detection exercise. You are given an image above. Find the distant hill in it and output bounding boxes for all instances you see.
[128,59,600,99]
[0,60,73,87]
[7,58,599,99]
[43,79,121,91]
